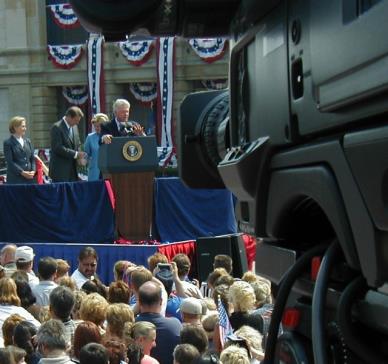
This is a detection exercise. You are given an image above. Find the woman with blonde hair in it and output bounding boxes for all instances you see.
[57,276,77,291]
[220,345,250,364]
[71,289,87,322]
[84,112,109,180]
[234,325,264,362]
[55,259,70,282]
[0,278,40,340]
[3,116,36,184]
[79,292,109,334]
[129,321,159,364]
[228,281,263,333]
[207,268,229,290]
[103,303,134,343]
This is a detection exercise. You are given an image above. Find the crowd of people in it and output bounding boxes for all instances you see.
[0,243,274,364]
[2,98,145,184]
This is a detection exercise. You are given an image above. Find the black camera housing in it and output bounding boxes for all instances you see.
[70,0,388,362]
[157,263,172,271]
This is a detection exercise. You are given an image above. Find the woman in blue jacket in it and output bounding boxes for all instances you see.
[84,113,109,181]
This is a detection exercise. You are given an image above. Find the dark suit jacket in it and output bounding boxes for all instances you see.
[3,135,36,184]
[100,119,122,137]
[49,119,81,182]
[100,119,139,142]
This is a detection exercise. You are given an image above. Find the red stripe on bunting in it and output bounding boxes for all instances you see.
[128,43,154,66]
[51,15,80,29]
[189,38,228,63]
[47,45,83,69]
[48,4,80,29]
[118,40,155,67]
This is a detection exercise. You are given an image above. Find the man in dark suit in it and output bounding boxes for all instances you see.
[49,106,86,182]
[3,116,36,184]
[100,98,145,144]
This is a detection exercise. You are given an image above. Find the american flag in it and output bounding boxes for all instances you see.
[156,37,174,148]
[156,37,176,167]
[217,297,233,347]
[87,34,105,116]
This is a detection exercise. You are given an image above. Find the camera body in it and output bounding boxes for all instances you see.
[157,263,172,271]
[70,0,388,362]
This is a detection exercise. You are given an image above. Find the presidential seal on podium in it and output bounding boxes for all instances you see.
[122,140,143,162]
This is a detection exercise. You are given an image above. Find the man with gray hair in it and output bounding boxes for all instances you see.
[100,98,145,144]
[0,244,17,278]
[36,319,72,364]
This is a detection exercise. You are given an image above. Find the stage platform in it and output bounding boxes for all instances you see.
[0,176,243,284]
[0,177,236,244]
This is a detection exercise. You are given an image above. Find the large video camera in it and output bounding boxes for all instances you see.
[70,1,388,363]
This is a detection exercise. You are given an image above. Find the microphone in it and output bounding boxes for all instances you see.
[119,122,133,136]
[120,121,143,136]
[126,121,135,133]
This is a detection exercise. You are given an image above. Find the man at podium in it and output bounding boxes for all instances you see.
[100,99,145,144]
[98,99,158,241]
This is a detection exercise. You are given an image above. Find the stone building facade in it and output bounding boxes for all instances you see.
[0,0,228,150]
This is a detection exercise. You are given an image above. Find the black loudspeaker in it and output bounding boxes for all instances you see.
[196,233,249,283]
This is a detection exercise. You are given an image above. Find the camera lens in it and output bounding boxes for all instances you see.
[178,90,230,188]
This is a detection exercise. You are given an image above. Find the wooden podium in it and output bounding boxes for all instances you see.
[98,136,158,241]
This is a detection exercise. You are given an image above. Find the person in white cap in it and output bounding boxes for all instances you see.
[15,246,39,288]
[180,297,203,326]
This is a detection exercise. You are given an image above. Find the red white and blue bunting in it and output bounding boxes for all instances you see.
[189,38,228,63]
[48,3,80,29]
[62,86,88,105]
[156,37,176,167]
[87,34,105,114]
[118,39,155,66]
[129,82,157,105]
[157,146,177,168]
[202,79,228,90]
[47,45,83,69]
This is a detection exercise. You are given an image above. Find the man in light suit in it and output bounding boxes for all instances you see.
[3,116,36,184]
[100,98,145,144]
[49,106,86,182]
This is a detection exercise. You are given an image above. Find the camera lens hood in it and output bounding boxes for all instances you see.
[69,0,240,40]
